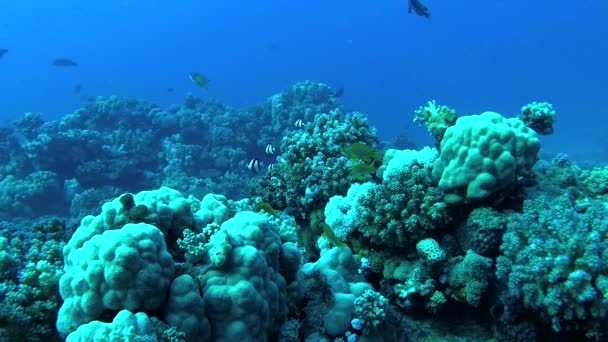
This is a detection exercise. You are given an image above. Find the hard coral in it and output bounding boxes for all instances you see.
[255,109,378,221]
[325,147,448,248]
[433,112,540,204]
[519,101,556,135]
[496,193,608,338]
[414,100,458,146]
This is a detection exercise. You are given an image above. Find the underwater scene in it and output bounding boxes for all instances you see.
[1,0,607,341]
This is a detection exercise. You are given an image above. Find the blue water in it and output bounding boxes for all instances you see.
[1,0,607,157]
[2,2,608,340]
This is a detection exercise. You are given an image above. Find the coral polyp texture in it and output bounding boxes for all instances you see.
[432,111,541,203]
[2,84,606,342]
[519,101,557,135]
[325,147,448,248]
[57,223,175,337]
[413,100,458,146]
[251,108,378,220]
[496,193,608,338]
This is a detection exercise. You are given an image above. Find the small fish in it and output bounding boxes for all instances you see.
[267,163,274,171]
[247,158,263,173]
[295,119,305,129]
[189,72,209,89]
[0,48,7,59]
[408,0,431,19]
[265,144,276,156]
[167,87,175,92]
[53,58,78,67]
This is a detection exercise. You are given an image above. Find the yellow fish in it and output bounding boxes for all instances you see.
[189,72,209,89]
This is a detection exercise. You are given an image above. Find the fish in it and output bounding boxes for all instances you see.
[53,58,78,66]
[321,222,348,248]
[295,119,305,129]
[265,144,276,156]
[267,163,274,171]
[408,0,431,19]
[246,158,263,173]
[167,87,175,92]
[189,72,209,89]
[0,48,7,59]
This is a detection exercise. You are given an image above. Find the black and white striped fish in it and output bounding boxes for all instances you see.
[265,144,276,156]
[295,119,304,129]
[246,158,263,173]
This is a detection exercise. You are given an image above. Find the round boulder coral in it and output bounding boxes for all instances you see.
[433,112,540,203]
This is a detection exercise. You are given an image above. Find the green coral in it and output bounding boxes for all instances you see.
[413,100,457,146]
[447,250,493,307]
[579,166,608,197]
[0,219,69,341]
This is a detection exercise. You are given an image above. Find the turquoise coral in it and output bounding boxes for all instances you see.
[194,211,294,340]
[325,147,448,248]
[496,193,608,338]
[579,166,608,197]
[57,223,175,337]
[255,108,378,219]
[1,82,605,341]
[447,250,493,307]
[433,111,541,203]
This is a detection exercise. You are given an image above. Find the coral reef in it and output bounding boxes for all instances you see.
[0,84,605,342]
[0,82,344,221]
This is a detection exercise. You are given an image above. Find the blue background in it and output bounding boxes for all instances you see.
[1,0,606,159]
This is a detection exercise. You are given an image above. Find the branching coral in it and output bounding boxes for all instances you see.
[496,193,608,338]
[0,219,69,341]
[414,100,457,146]
[325,147,448,248]
[519,101,556,135]
[253,108,378,221]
